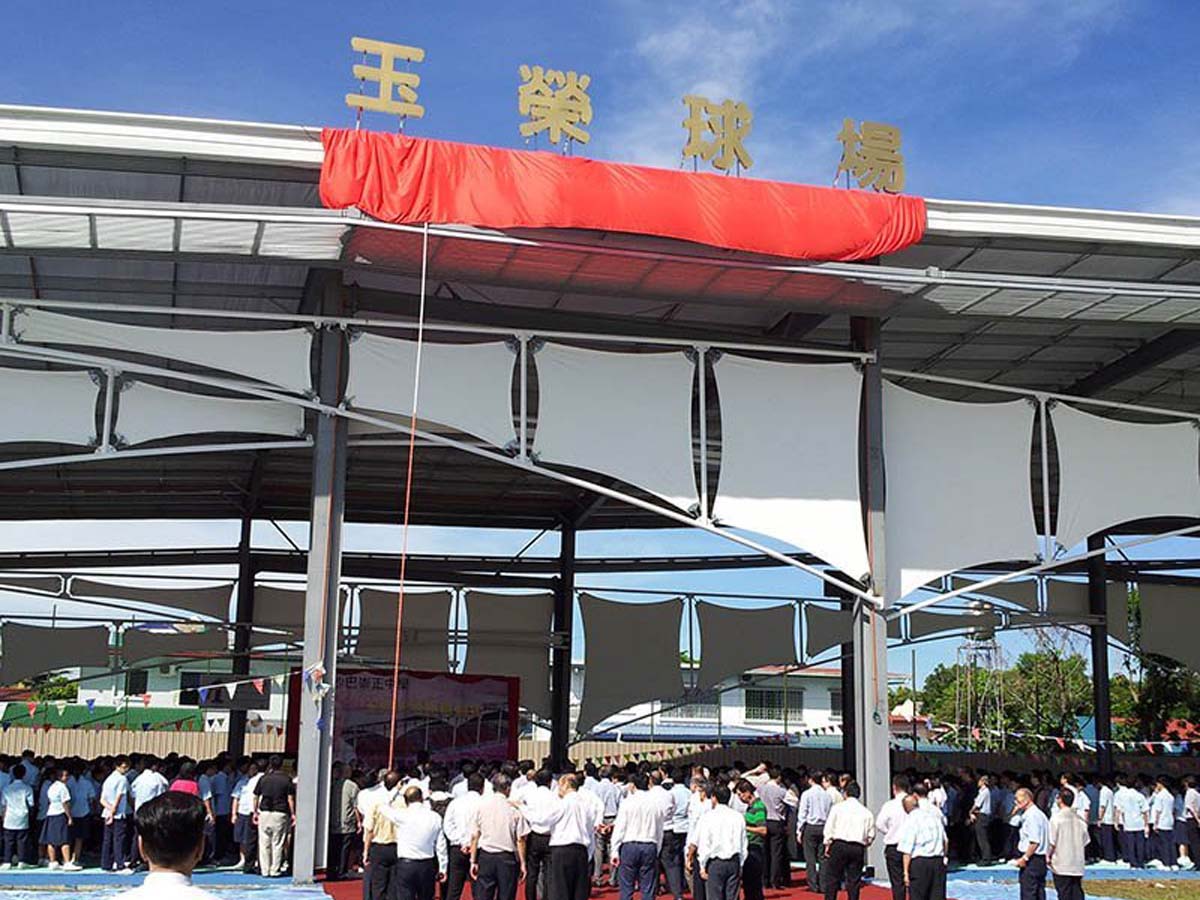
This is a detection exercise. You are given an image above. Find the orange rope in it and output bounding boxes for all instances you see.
[387,223,430,769]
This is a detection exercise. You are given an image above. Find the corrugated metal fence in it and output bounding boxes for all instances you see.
[0,728,284,759]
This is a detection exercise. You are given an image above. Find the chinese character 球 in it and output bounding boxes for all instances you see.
[518,64,593,146]
[682,95,753,172]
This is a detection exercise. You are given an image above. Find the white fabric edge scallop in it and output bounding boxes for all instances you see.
[116,381,304,446]
[1051,403,1200,552]
[15,308,312,394]
[884,385,1039,602]
[534,344,697,511]
[0,368,97,446]
[346,332,516,449]
[712,356,868,579]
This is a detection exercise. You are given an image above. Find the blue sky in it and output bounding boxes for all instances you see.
[1,0,1198,212]
[0,0,1186,690]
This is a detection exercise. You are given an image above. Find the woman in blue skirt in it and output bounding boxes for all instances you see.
[39,768,79,870]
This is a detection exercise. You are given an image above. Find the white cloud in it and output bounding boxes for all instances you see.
[598,0,1127,182]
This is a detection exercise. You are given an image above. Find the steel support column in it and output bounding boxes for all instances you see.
[228,453,265,759]
[1087,534,1114,775]
[293,272,348,883]
[851,316,889,880]
[549,521,577,770]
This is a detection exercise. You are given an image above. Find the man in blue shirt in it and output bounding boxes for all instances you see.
[796,772,832,893]
[969,775,994,865]
[897,794,947,900]
[662,767,693,900]
[1011,788,1049,900]
[101,756,133,873]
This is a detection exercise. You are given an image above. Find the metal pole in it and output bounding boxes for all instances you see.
[549,521,576,770]
[1088,534,1115,775]
[229,453,265,759]
[518,335,529,459]
[100,369,117,452]
[851,315,889,881]
[293,271,348,883]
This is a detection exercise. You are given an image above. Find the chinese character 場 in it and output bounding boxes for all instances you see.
[345,36,426,120]
[682,95,753,172]
[834,118,905,193]
[518,65,593,146]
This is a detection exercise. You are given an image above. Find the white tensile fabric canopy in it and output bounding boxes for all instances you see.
[1051,403,1200,552]
[346,333,517,449]
[908,610,969,640]
[462,590,554,719]
[695,601,796,688]
[250,586,346,649]
[805,603,852,658]
[712,356,868,579]
[951,576,1039,611]
[15,308,313,394]
[0,574,61,595]
[0,368,98,446]
[576,593,684,734]
[70,578,232,620]
[0,622,110,682]
[884,386,1039,602]
[122,627,228,664]
[534,344,697,511]
[1137,583,1200,671]
[116,381,303,446]
[357,588,452,672]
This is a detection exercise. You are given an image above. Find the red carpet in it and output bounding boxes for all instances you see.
[322,877,896,900]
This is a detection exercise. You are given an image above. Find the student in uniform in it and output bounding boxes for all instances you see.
[1,764,35,868]
[101,756,133,874]
[39,767,77,870]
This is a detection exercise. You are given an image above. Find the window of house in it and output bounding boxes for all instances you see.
[125,668,148,696]
[744,687,804,722]
[666,688,720,720]
[830,688,843,719]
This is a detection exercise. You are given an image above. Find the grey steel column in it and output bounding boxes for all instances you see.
[1087,534,1114,775]
[549,520,577,770]
[850,316,889,880]
[293,272,348,883]
[227,508,258,759]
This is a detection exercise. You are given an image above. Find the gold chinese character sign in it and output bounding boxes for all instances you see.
[682,95,753,172]
[518,65,593,146]
[835,118,905,193]
[345,36,426,120]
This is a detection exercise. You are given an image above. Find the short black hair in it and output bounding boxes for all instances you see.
[844,781,861,799]
[713,784,731,805]
[136,792,206,868]
[1059,787,1075,807]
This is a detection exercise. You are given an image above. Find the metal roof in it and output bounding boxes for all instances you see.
[1,104,1199,532]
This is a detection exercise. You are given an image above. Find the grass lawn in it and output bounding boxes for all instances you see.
[1091,880,1200,900]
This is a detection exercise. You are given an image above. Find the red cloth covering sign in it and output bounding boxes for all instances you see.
[320,129,926,262]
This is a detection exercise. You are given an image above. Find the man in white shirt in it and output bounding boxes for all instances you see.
[586,765,623,887]
[1048,788,1089,900]
[685,780,715,900]
[897,795,947,900]
[821,781,875,900]
[663,768,693,900]
[1012,788,1050,900]
[611,772,666,900]
[694,784,747,900]
[1183,776,1200,871]
[1097,776,1117,862]
[523,773,601,900]
[875,776,910,900]
[1,763,34,868]
[521,769,556,900]
[1114,775,1149,868]
[130,760,169,870]
[101,756,134,873]
[1149,777,1176,869]
[442,773,484,900]
[115,792,219,900]
[379,787,449,900]
[797,771,833,894]
[230,759,260,873]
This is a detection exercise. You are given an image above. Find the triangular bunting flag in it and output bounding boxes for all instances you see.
[140,723,150,732]
[274,673,287,689]
[53,700,66,715]
[141,693,152,708]
[316,717,325,732]
[1,723,9,732]
[253,678,265,694]
[174,721,183,731]
[86,698,96,714]
[198,687,209,703]
[25,701,37,717]
[1144,742,1155,754]
[1054,737,1066,750]
[42,723,51,732]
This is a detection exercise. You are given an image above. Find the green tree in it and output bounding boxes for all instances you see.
[1120,587,1200,740]
[27,673,77,702]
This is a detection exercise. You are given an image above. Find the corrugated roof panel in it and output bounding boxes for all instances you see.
[178,219,258,254]
[5,212,89,248]
[955,247,1081,274]
[1123,298,1200,322]
[94,216,174,252]
[966,289,1052,316]
[1057,254,1180,280]
[1017,292,1107,319]
[255,222,345,259]
[922,284,993,312]
[1072,294,1160,320]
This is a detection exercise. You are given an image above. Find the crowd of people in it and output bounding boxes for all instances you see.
[0,749,293,877]
[0,746,1197,900]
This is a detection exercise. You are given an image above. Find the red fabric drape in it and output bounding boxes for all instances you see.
[320,129,926,261]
